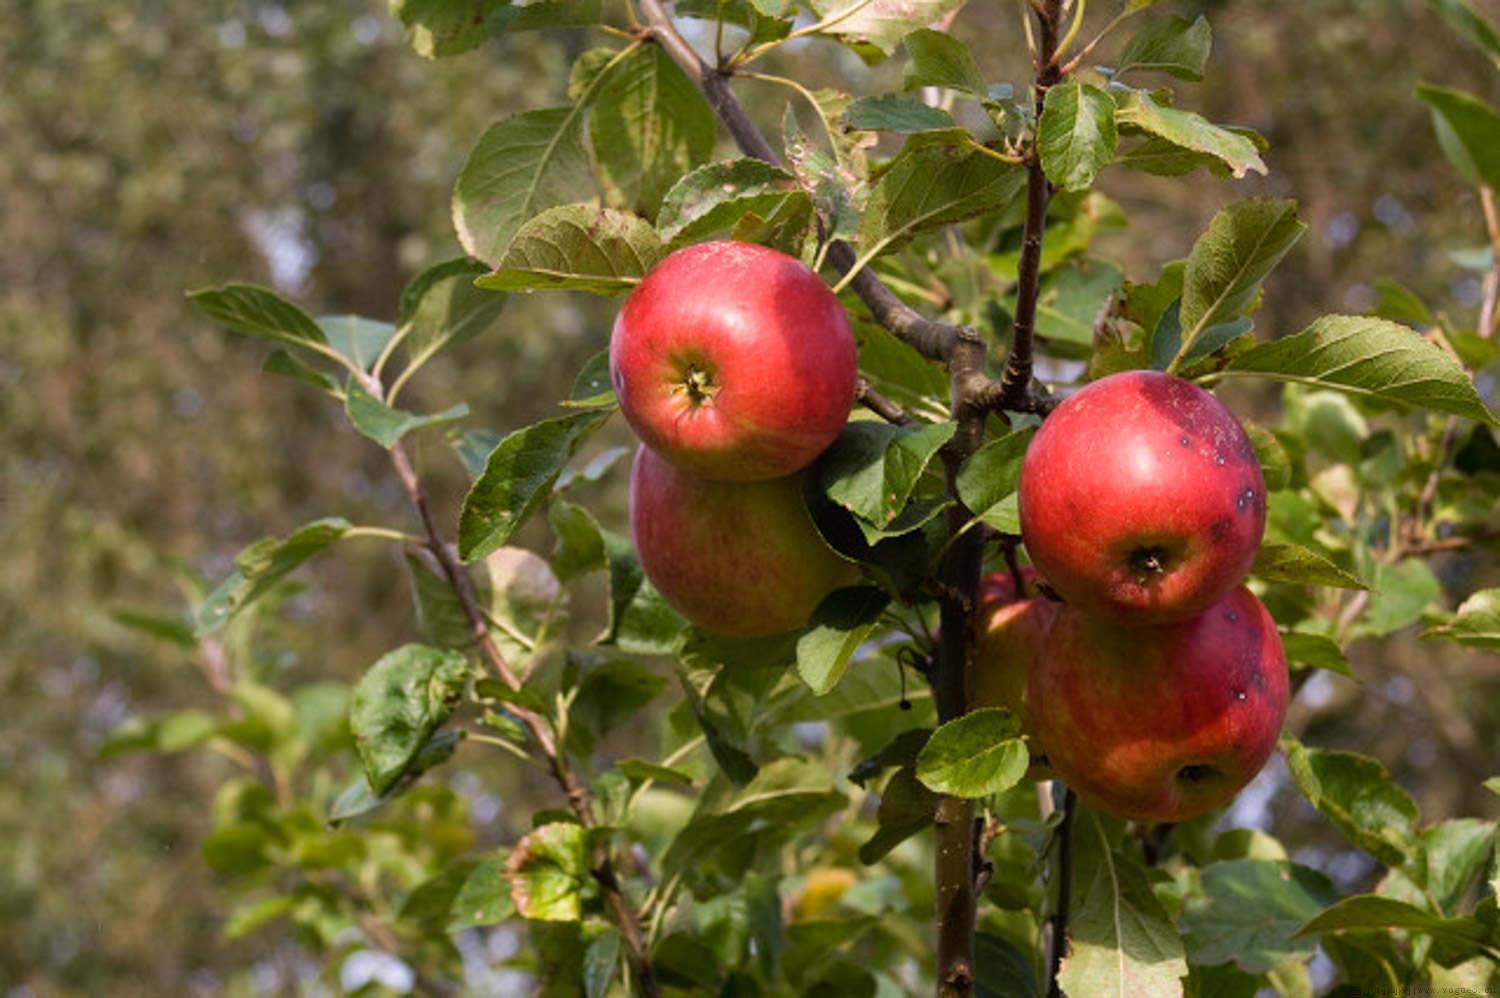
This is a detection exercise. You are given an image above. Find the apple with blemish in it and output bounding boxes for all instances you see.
[1018,369,1266,623]
[1027,585,1288,823]
[629,446,859,636]
[609,240,858,482]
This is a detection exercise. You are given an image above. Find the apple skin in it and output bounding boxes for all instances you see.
[966,569,1058,730]
[629,446,860,636]
[1027,585,1288,824]
[609,240,858,482]
[1018,370,1266,623]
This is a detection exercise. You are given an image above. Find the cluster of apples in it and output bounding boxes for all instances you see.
[977,371,1290,823]
[610,241,861,637]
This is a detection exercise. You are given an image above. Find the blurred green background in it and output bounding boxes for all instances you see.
[3,0,1498,992]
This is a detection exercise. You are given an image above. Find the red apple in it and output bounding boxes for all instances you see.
[1028,585,1288,823]
[629,446,860,636]
[966,569,1058,729]
[1019,370,1266,623]
[609,240,858,482]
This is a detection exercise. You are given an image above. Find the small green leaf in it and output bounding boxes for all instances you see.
[915,708,1028,798]
[475,204,665,294]
[842,94,956,133]
[858,764,939,864]
[459,409,612,562]
[1117,15,1212,80]
[1423,587,1500,650]
[405,548,483,651]
[584,927,623,997]
[453,107,594,266]
[343,382,468,448]
[1243,420,1292,492]
[1251,542,1367,590]
[590,44,716,218]
[1428,0,1500,66]
[224,896,297,939]
[187,284,327,349]
[796,586,891,695]
[318,315,397,370]
[505,822,590,922]
[350,644,469,795]
[1039,80,1118,191]
[491,0,604,33]
[110,609,196,648]
[617,757,694,786]
[677,671,759,788]
[600,531,688,654]
[401,855,515,931]
[805,0,967,55]
[1219,315,1496,424]
[1176,199,1304,366]
[1416,83,1500,189]
[1059,808,1188,997]
[857,130,1026,262]
[1115,90,1268,179]
[1350,559,1445,639]
[547,499,607,582]
[1179,859,1337,973]
[956,429,1034,518]
[1282,737,1420,867]
[902,28,985,94]
[657,159,813,244]
[196,517,353,634]
[1280,631,1353,677]
[1422,819,1496,913]
[1295,895,1497,958]
[391,0,507,57]
[262,349,340,394]
[820,420,957,527]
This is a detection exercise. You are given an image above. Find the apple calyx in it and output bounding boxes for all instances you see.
[673,362,719,407]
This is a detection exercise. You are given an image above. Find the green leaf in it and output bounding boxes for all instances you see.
[1280,631,1353,677]
[1117,15,1212,80]
[458,409,611,562]
[657,159,812,245]
[1243,421,1292,492]
[1428,0,1500,66]
[202,824,275,875]
[1251,542,1367,590]
[902,28,986,94]
[1116,129,1269,179]
[491,0,604,32]
[196,517,353,634]
[1350,558,1445,639]
[405,548,483,651]
[187,284,327,350]
[224,896,297,939]
[795,586,891,694]
[1059,808,1189,997]
[1039,80,1118,191]
[590,44,716,218]
[453,107,594,266]
[956,430,1034,519]
[349,644,469,795]
[600,531,687,654]
[842,94,956,133]
[1218,315,1496,424]
[915,708,1028,798]
[820,420,957,527]
[548,499,607,582]
[110,608,196,648]
[573,659,668,741]
[401,855,515,931]
[1423,819,1496,913]
[475,203,666,294]
[617,757,694,786]
[1115,90,1268,180]
[677,670,759,787]
[317,315,397,371]
[343,383,468,448]
[395,256,507,374]
[1032,259,1125,351]
[1175,199,1304,367]
[975,932,1043,998]
[1179,859,1337,973]
[1282,737,1420,867]
[1424,587,1500,650]
[857,130,1026,262]
[1416,83,1500,189]
[505,822,589,922]
[1295,895,1498,958]
[858,764,939,864]
[805,0,967,55]
[584,927,622,997]
[391,0,507,57]
[262,349,339,394]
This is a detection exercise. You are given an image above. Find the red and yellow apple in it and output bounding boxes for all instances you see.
[629,446,860,636]
[1027,585,1288,823]
[966,568,1057,729]
[609,240,858,482]
[1018,370,1266,623]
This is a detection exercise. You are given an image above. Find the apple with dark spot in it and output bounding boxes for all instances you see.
[610,240,858,482]
[1018,370,1266,623]
[629,446,859,636]
[1027,585,1288,823]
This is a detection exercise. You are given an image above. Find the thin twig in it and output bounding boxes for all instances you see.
[1046,789,1077,998]
[855,378,912,424]
[1480,186,1499,338]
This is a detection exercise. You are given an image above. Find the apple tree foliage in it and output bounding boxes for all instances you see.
[108,0,1500,993]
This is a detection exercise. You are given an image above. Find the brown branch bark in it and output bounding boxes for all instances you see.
[999,0,1063,411]
[1045,789,1077,998]
[372,380,657,995]
[856,377,913,424]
